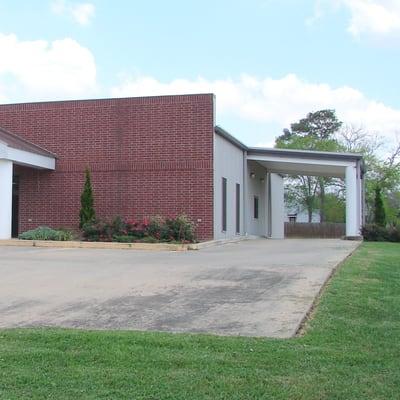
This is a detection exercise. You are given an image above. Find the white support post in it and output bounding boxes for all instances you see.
[265,173,271,237]
[345,165,359,238]
[0,160,13,240]
[243,152,248,236]
[270,173,284,239]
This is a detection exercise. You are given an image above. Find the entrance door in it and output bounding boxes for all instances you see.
[11,175,19,238]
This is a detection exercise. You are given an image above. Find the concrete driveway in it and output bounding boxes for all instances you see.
[0,239,359,338]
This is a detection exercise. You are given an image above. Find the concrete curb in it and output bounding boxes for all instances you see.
[0,239,189,252]
[0,236,251,252]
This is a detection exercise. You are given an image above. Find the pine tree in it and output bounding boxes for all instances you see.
[79,168,96,228]
[374,186,386,226]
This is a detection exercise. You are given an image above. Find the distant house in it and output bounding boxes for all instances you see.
[0,94,364,241]
[285,207,321,223]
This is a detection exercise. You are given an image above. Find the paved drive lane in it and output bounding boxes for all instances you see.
[0,239,359,337]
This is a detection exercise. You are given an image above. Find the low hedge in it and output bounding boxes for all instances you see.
[361,224,400,242]
[82,214,197,243]
[18,215,197,244]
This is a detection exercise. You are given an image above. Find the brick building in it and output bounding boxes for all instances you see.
[0,94,364,241]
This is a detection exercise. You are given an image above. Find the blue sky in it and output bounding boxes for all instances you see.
[0,0,399,147]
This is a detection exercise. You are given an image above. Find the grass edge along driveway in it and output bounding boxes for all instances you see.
[0,242,399,399]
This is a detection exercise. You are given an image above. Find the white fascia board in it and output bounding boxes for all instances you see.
[1,146,56,170]
[246,154,355,168]
[0,142,7,158]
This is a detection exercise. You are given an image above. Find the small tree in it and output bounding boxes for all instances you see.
[79,168,96,228]
[374,186,386,226]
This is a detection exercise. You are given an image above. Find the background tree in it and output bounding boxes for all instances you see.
[374,186,386,226]
[276,110,342,222]
[385,192,400,223]
[337,125,400,224]
[323,193,345,223]
[284,175,319,223]
[79,168,96,228]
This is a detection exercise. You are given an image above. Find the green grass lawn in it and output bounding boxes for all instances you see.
[1,242,399,399]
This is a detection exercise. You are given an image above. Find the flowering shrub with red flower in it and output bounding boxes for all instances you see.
[81,214,196,243]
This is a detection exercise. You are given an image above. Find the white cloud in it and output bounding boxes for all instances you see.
[342,0,400,37]
[311,0,400,38]
[51,0,95,26]
[71,3,95,25]
[111,73,400,141]
[306,0,327,27]
[0,33,97,101]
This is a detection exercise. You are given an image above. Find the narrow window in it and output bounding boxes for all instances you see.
[254,196,259,219]
[222,177,227,231]
[236,183,240,234]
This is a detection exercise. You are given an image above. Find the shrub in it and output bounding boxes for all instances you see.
[361,224,387,241]
[82,216,144,242]
[81,215,197,243]
[110,216,128,237]
[82,219,110,241]
[387,224,400,242]
[147,216,169,240]
[165,214,196,243]
[113,235,136,243]
[146,214,196,242]
[126,218,146,238]
[139,236,158,243]
[55,228,75,241]
[19,226,74,241]
[361,224,400,242]
[79,168,96,228]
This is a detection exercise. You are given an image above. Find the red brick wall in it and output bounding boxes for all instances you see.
[0,94,215,240]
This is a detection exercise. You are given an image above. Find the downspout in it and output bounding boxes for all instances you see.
[359,159,366,227]
[243,149,248,236]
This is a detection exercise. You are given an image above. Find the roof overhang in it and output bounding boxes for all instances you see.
[0,127,56,170]
[247,149,363,178]
[0,143,55,169]
[215,125,364,178]
[248,157,349,178]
